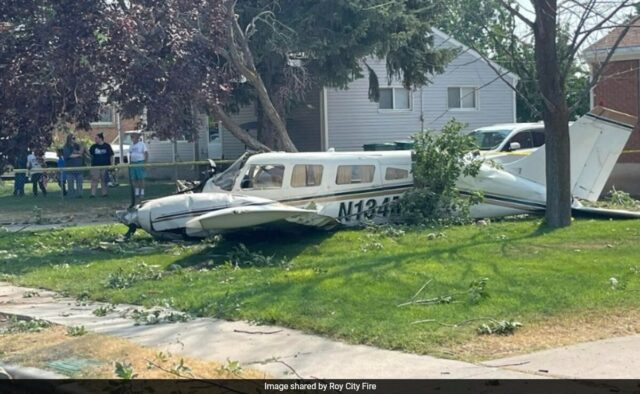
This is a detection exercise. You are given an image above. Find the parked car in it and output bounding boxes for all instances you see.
[469,123,546,154]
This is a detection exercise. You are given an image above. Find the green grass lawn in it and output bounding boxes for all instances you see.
[0,180,175,223]
[1,219,639,360]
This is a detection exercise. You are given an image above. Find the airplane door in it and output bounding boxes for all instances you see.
[208,120,222,159]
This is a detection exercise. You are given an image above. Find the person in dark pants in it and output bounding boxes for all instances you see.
[13,149,27,197]
[57,148,67,196]
[62,134,85,198]
[27,149,47,196]
[89,132,114,197]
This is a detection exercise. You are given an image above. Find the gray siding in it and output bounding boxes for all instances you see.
[326,34,516,151]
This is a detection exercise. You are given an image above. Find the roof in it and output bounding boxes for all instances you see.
[247,150,412,165]
[583,16,640,62]
[430,28,520,82]
[473,122,543,132]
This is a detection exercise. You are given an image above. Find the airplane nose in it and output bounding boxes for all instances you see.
[116,208,139,227]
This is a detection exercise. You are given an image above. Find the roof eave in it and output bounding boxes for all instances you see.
[430,27,520,82]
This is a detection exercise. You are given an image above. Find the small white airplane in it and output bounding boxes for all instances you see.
[117,107,640,240]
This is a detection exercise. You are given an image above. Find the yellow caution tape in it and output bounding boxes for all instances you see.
[8,160,234,174]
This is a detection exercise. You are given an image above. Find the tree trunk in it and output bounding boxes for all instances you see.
[211,103,270,152]
[533,0,572,228]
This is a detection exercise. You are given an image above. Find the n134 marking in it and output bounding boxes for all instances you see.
[338,196,400,222]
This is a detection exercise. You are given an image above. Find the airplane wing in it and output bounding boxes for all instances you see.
[184,203,337,235]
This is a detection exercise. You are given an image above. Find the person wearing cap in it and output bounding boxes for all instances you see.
[128,131,148,198]
[89,132,114,197]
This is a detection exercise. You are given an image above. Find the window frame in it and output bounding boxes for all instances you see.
[335,165,376,185]
[290,164,324,188]
[240,164,286,190]
[91,105,115,126]
[378,87,412,112]
[384,166,410,182]
[447,86,478,111]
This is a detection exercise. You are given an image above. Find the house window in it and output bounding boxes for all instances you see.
[385,167,409,181]
[336,165,376,185]
[379,88,411,110]
[448,87,477,109]
[291,165,323,187]
[241,164,285,189]
[93,105,114,124]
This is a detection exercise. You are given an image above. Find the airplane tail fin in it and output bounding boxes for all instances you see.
[502,107,636,202]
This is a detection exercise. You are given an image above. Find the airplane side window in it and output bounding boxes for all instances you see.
[385,167,409,181]
[240,164,285,189]
[336,165,376,185]
[291,165,324,187]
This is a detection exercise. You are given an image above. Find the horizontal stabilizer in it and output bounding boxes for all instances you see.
[572,206,640,219]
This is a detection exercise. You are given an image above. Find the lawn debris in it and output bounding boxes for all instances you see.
[129,309,191,326]
[104,263,164,289]
[93,304,117,317]
[233,329,283,335]
[2,315,51,333]
[477,320,522,335]
[114,361,137,379]
[398,278,489,307]
[22,290,40,298]
[226,244,286,268]
[66,325,88,337]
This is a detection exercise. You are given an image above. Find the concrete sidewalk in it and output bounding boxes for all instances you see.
[0,281,636,379]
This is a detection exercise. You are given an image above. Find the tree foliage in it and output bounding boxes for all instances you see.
[400,120,482,225]
[0,0,113,171]
[228,0,457,150]
[1,0,458,169]
[438,0,590,122]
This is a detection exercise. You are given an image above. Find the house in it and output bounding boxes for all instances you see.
[90,28,518,179]
[583,17,640,196]
[219,28,518,158]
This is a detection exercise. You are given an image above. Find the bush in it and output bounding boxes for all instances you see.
[399,120,482,225]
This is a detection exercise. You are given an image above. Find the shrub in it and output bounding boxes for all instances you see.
[399,120,482,225]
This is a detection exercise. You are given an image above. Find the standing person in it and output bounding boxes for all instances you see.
[62,134,85,198]
[129,131,148,199]
[27,149,47,196]
[89,132,114,197]
[56,148,67,196]
[12,148,27,197]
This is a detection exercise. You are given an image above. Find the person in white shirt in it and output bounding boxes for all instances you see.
[27,149,47,196]
[128,132,149,198]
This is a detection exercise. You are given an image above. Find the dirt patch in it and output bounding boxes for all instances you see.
[445,309,640,362]
[0,318,267,379]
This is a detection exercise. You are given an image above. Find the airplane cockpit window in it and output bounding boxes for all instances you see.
[241,164,285,189]
[385,167,409,181]
[336,165,376,185]
[212,152,250,191]
[291,165,324,187]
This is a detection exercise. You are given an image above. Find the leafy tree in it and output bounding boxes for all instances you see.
[400,120,482,225]
[495,0,636,228]
[438,1,590,122]
[223,0,457,151]
[0,0,113,172]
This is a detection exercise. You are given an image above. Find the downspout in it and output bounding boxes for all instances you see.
[322,87,330,150]
[420,87,425,132]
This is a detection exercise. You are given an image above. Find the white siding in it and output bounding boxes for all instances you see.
[326,35,516,151]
